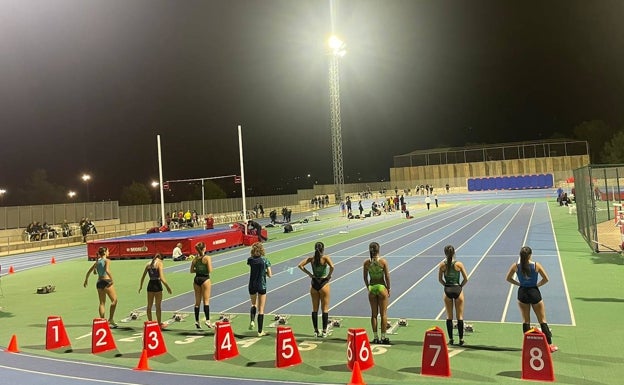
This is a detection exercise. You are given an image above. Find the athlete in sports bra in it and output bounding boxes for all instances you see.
[83,247,118,328]
[298,241,335,337]
[506,246,558,353]
[437,245,468,345]
[363,242,391,344]
[139,253,172,328]
[190,242,213,329]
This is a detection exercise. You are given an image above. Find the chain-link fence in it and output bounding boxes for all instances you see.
[573,164,624,252]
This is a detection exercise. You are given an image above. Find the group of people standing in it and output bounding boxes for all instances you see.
[83,241,557,352]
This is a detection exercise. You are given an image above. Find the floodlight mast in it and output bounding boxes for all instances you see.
[328,35,346,202]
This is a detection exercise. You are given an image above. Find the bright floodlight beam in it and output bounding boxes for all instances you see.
[328,34,346,202]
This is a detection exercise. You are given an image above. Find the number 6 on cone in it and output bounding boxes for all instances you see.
[346,328,374,371]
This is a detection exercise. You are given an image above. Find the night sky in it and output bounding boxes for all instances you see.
[2,0,624,202]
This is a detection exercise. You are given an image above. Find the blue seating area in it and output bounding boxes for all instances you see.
[467,174,553,191]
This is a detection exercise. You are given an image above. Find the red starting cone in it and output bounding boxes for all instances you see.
[6,334,19,353]
[8,266,15,274]
[51,257,56,264]
[134,349,150,371]
[348,361,366,385]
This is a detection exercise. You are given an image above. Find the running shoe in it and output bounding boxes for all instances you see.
[549,344,559,353]
[195,321,201,329]
[313,330,320,338]
[381,337,391,345]
[448,339,455,346]
[321,330,328,338]
[459,339,465,346]
[372,338,381,344]
[205,320,213,328]
[258,331,269,337]
[249,321,255,330]
[108,321,118,329]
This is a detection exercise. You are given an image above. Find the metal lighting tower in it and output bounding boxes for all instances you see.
[328,35,346,202]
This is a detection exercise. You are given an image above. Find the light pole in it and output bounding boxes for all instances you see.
[328,35,346,202]
[151,180,159,203]
[81,174,91,202]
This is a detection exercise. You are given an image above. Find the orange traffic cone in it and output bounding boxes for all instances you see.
[133,349,150,371]
[51,257,56,264]
[6,334,19,353]
[8,266,14,274]
[348,361,366,385]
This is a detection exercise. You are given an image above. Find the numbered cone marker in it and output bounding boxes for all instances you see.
[91,318,117,354]
[522,328,555,382]
[276,326,302,368]
[143,321,167,358]
[46,315,71,350]
[346,328,374,371]
[214,320,239,360]
[421,326,451,377]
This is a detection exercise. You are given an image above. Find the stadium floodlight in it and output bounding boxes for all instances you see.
[328,34,346,202]
[81,174,91,202]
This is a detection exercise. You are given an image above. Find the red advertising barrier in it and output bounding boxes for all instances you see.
[91,318,117,354]
[420,326,450,377]
[214,321,239,361]
[346,328,374,371]
[522,328,555,382]
[143,321,167,358]
[276,326,302,368]
[46,315,71,350]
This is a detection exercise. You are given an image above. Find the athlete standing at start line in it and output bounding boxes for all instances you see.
[363,242,391,345]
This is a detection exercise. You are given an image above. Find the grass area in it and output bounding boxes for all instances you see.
[0,199,623,385]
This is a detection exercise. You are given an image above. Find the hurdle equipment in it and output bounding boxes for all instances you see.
[421,326,451,377]
[346,328,374,371]
[522,328,555,382]
[143,321,167,357]
[46,316,71,350]
[133,349,151,371]
[276,326,302,368]
[91,318,117,354]
[214,320,239,361]
[6,334,19,353]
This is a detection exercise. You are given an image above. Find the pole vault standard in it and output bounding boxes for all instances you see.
[158,125,247,230]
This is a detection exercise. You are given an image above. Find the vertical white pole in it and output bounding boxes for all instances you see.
[157,135,166,226]
[238,125,248,232]
[201,179,206,218]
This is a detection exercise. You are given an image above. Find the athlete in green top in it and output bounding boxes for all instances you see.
[190,242,213,329]
[363,242,391,345]
[437,244,468,346]
[298,241,335,338]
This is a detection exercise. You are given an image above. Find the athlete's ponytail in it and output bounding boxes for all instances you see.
[313,242,324,266]
[444,245,455,267]
[195,242,206,257]
[369,242,380,260]
[97,247,107,258]
[519,246,532,278]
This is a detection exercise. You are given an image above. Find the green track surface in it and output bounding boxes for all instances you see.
[0,199,622,385]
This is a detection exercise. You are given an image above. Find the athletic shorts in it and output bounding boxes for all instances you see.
[96,279,113,290]
[368,284,387,296]
[147,280,163,292]
[194,275,210,286]
[248,287,267,295]
[311,277,330,291]
[518,286,542,305]
[444,285,462,299]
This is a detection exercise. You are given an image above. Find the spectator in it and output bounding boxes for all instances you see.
[205,214,214,230]
[172,242,187,261]
[61,220,72,237]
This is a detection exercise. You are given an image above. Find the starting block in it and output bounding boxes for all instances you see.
[453,321,474,332]
[398,318,408,327]
[331,319,342,327]
[270,314,290,327]
[121,310,146,323]
[36,285,56,294]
